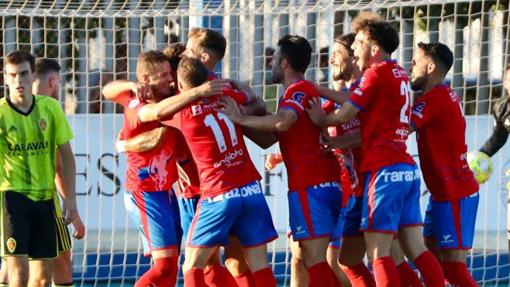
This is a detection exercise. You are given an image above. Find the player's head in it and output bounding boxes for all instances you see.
[33,58,61,100]
[352,20,399,71]
[331,33,356,81]
[163,42,185,95]
[410,42,453,91]
[177,56,208,91]
[272,34,312,83]
[184,28,226,70]
[504,63,510,96]
[4,50,36,100]
[136,50,174,101]
[352,11,383,34]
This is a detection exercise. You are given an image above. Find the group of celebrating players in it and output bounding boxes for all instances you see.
[107,10,481,287]
[0,9,482,287]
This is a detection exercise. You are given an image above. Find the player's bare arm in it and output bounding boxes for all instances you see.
[116,127,166,153]
[316,84,351,104]
[219,96,297,132]
[243,126,278,149]
[323,130,361,150]
[137,79,225,122]
[58,142,78,225]
[54,149,86,238]
[102,80,151,106]
[306,97,359,127]
[228,79,267,116]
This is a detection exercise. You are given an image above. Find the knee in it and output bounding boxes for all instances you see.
[8,268,29,286]
[29,277,52,287]
[326,250,338,267]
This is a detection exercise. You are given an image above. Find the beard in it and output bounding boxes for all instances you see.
[410,75,427,91]
[332,65,352,81]
[272,69,283,84]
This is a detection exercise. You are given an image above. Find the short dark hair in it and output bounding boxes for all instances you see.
[334,33,355,56]
[360,21,399,54]
[189,28,227,60]
[136,50,169,80]
[177,57,208,88]
[417,42,454,73]
[277,34,312,73]
[5,50,35,73]
[35,58,61,77]
[163,42,185,71]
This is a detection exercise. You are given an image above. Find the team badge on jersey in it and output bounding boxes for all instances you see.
[412,102,426,118]
[6,238,16,253]
[191,105,203,116]
[292,92,305,104]
[38,119,47,131]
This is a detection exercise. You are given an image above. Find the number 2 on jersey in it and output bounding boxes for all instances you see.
[400,80,412,123]
[204,113,238,153]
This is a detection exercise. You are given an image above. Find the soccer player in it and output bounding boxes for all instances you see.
[410,42,479,286]
[0,51,78,287]
[219,35,342,287]
[0,59,86,287]
[306,21,445,286]
[103,50,224,287]
[167,57,278,287]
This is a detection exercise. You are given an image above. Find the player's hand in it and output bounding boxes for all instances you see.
[323,134,351,150]
[306,97,326,126]
[131,82,153,101]
[195,79,227,97]
[115,140,127,153]
[218,96,243,123]
[71,214,86,239]
[63,197,78,225]
[265,153,283,170]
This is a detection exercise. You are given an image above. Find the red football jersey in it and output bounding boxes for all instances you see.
[172,91,261,198]
[174,131,201,199]
[120,98,179,192]
[411,84,478,201]
[349,60,415,172]
[278,80,340,190]
[322,80,364,198]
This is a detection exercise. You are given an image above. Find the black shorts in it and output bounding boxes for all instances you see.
[1,191,57,259]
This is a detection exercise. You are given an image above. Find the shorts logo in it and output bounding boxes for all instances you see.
[38,119,47,131]
[6,238,16,253]
[441,234,454,244]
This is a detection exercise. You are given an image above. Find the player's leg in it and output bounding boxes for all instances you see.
[423,199,442,260]
[290,238,308,287]
[224,236,255,287]
[52,202,74,286]
[52,250,74,286]
[397,166,445,287]
[28,260,53,287]
[390,239,421,287]
[178,195,237,287]
[339,195,375,286]
[27,195,59,287]
[326,246,351,287]
[124,190,180,287]
[288,183,342,287]
[232,181,278,287]
[5,257,29,287]
[0,258,9,286]
[184,192,244,286]
[431,193,479,286]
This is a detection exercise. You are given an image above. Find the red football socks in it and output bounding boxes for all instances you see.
[184,268,206,287]
[442,261,478,287]
[203,264,238,287]
[397,261,422,287]
[342,263,376,287]
[252,267,277,287]
[372,256,401,287]
[413,251,445,287]
[308,261,336,287]
[135,256,178,287]
[234,271,256,287]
